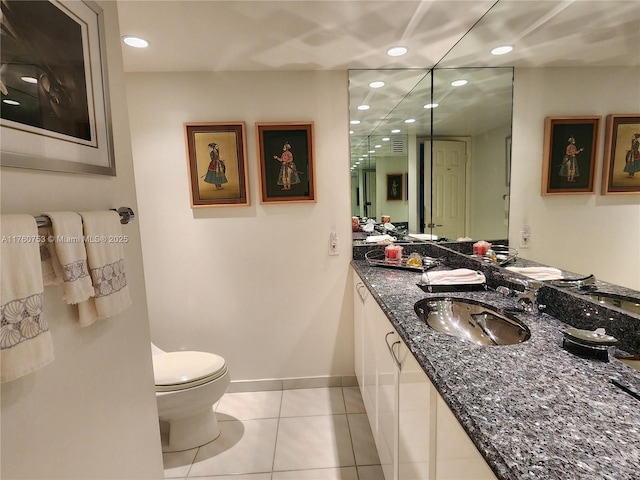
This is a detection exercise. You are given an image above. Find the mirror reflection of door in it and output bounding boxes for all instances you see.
[423,140,467,240]
[364,169,376,219]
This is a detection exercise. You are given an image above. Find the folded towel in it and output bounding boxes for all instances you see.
[505,266,563,281]
[365,234,395,243]
[38,225,62,287]
[77,211,132,326]
[421,268,486,285]
[42,212,95,303]
[1,215,55,383]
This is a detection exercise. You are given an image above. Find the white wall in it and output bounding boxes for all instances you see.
[125,71,354,382]
[0,2,163,479]
[510,67,640,290]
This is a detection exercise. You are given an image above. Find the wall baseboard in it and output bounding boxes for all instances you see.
[228,375,358,393]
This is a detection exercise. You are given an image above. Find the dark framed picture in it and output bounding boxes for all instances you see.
[601,114,640,195]
[256,122,316,204]
[542,116,601,195]
[184,122,250,208]
[386,173,403,200]
[0,0,115,175]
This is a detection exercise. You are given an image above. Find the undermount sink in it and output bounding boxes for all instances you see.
[580,291,640,316]
[414,297,531,346]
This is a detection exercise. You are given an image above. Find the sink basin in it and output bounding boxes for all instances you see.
[414,297,530,346]
[580,291,640,315]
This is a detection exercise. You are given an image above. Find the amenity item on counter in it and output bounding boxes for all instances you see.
[421,268,486,285]
[385,244,403,264]
[380,215,391,223]
[352,216,360,232]
[406,252,423,267]
[473,240,491,256]
[505,266,563,281]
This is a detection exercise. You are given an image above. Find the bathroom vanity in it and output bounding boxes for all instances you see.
[351,242,640,480]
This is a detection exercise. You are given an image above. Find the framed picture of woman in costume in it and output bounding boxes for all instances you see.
[184,122,250,208]
[601,114,640,195]
[256,122,316,204]
[541,116,601,195]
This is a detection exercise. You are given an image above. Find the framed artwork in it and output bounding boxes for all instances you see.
[256,122,316,204]
[386,173,403,200]
[184,122,250,208]
[601,114,640,195]
[0,0,115,175]
[542,116,601,195]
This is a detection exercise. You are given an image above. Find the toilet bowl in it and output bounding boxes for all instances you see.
[151,343,230,453]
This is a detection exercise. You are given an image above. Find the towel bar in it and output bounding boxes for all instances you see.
[35,207,135,227]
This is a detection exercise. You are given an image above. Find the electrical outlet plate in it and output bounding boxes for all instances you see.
[329,232,339,256]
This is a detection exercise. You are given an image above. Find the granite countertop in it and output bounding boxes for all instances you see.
[352,259,640,480]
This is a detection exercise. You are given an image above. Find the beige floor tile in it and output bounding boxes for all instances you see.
[280,387,345,417]
[192,474,272,480]
[188,418,278,477]
[357,464,385,480]
[215,390,283,420]
[273,415,355,471]
[163,447,198,478]
[347,413,380,466]
[343,386,366,414]
[272,466,358,479]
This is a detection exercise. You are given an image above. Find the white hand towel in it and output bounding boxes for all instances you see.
[505,266,563,281]
[421,268,486,285]
[366,234,395,243]
[42,212,95,303]
[77,211,132,326]
[1,215,55,383]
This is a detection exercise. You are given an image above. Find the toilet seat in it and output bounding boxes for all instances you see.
[153,351,227,392]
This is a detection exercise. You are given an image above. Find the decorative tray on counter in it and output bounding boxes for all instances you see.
[472,245,518,266]
[365,249,441,272]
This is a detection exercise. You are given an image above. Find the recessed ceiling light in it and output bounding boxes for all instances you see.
[363,154,368,157]
[369,81,385,89]
[451,79,468,87]
[382,137,390,141]
[21,76,38,84]
[350,120,361,125]
[122,36,149,48]
[387,46,408,57]
[391,129,401,133]
[374,145,382,148]
[357,104,370,110]
[368,150,375,153]
[424,103,439,109]
[349,130,354,134]
[2,99,20,106]
[491,45,513,56]
[404,118,416,123]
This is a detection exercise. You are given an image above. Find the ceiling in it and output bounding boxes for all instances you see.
[117,0,640,167]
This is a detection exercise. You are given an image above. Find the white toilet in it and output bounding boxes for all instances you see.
[151,343,230,453]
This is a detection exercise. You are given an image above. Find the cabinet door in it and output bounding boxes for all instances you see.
[353,273,367,396]
[435,394,497,480]
[398,341,436,480]
[364,294,399,480]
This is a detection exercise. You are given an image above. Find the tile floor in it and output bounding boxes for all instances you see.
[163,386,384,480]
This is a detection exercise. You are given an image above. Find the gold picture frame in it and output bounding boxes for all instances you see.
[184,122,250,208]
[601,114,640,195]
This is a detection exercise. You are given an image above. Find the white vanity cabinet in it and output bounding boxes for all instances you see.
[353,270,498,480]
[353,273,398,480]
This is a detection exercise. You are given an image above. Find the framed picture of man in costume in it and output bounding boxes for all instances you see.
[184,122,250,208]
[256,122,316,204]
[541,116,600,195]
[601,114,640,195]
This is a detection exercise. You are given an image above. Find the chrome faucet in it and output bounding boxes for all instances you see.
[497,279,545,313]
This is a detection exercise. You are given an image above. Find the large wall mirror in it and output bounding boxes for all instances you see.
[349,66,513,242]
[350,0,640,293]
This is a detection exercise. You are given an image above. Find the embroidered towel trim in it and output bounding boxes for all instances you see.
[421,268,486,285]
[42,212,95,303]
[77,211,132,326]
[1,214,55,383]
